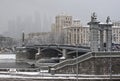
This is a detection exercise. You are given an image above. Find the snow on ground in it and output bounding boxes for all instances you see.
[0,74,119,80]
[0,54,15,59]
[0,72,120,80]
[16,72,40,75]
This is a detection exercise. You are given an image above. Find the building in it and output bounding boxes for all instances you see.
[51,14,89,45]
[51,14,72,32]
[64,20,89,46]
[0,36,15,48]
[52,14,120,46]
[26,32,50,45]
[113,21,120,26]
[51,23,56,33]
[28,32,49,39]
[64,22,120,46]
[112,25,120,44]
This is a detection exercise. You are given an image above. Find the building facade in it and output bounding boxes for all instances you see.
[52,14,120,46]
[51,14,72,32]
[112,26,120,44]
[64,20,89,46]
[28,32,49,39]
[113,21,120,26]
[26,32,50,45]
[64,25,120,46]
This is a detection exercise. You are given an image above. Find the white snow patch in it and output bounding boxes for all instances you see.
[0,54,16,59]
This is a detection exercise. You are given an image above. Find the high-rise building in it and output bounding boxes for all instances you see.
[52,14,72,32]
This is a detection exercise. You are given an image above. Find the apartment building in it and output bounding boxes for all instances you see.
[64,20,89,46]
[51,14,72,32]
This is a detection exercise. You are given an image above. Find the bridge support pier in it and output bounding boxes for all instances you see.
[106,29,112,51]
[60,49,66,60]
[35,48,41,60]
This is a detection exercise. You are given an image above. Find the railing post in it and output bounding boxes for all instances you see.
[51,68,55,75]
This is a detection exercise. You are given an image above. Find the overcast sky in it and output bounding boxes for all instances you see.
[0,0,120,35]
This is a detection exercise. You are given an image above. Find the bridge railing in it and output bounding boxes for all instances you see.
[26,44,90,50]
[50,51,120,72]
[51,52,92,70]
[94,51,120,57]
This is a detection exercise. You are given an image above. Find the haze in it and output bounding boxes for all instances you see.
[0,0,119,38]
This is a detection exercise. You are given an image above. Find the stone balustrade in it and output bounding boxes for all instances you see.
[50,52,120,75]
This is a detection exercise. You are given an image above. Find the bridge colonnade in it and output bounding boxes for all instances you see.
[88,13,113,52]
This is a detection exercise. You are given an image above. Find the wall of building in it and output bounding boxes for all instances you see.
[54,14,72,32]
[64,25,120,46]
[64,26,89,46]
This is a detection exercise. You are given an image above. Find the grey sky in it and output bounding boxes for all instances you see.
[0,0,120,35]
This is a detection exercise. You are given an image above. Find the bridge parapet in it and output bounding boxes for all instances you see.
[50,52,92,71]
[50,51,120,75]
[21,44,90,60]
[26,44,90,51]
[93,51,120,57]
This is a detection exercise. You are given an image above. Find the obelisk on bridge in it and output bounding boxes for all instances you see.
[88,12,100,51]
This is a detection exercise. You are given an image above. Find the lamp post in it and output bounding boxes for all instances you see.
[109,51,112,80]
[76,44,79,81]
[109,29,112,80]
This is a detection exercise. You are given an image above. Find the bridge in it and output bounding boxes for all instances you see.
[13,13,120,81]
[16,44,90,63]
[2,51,120,81]
[49,51,120,81]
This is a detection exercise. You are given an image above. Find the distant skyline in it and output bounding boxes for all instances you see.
[0,0,120,35]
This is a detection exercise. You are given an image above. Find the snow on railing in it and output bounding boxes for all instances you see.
[50,51,120,71]
[51,52,92,70]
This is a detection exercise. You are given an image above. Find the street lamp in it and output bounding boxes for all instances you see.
[109,31,112,80]
[76,44,79,81]
[109,50,112,80]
